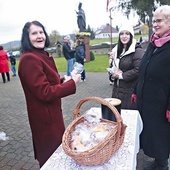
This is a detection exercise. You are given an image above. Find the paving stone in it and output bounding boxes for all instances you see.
[0,165,11,170]
[22,162,35,170]
[29,164,39,170]
[0,152,7,157]
[0,72,169,170]
[7,159,18,166]
[5,153,17,159]
[10,161,25,170]
[0,157,10,165]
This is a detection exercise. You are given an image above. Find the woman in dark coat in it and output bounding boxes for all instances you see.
[110,23,144,109]
[18,21,80,168]
[131,5,170,170]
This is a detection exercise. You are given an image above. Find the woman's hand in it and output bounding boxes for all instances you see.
[111,67,122,79]
[131,94,137,104]
[63,74,81,84]
[63,75,72,83]
[71,73,81,84]
[166,110,170,122]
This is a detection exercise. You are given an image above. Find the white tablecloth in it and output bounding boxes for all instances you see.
[40,109,143,170]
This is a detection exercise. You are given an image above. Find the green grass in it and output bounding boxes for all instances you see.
[90,38,114,45]
[90,34,148,45]
[16,54,109,73]
[55,54,109,72]
[15,34,147,72]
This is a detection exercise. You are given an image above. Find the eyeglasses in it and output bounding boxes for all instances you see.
[152,19,165,24]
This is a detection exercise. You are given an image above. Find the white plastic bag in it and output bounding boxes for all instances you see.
[0,131,9,141]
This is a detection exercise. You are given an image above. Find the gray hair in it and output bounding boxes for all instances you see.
[154,5,170,22]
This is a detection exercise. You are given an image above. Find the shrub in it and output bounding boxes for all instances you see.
[90,51,95,61]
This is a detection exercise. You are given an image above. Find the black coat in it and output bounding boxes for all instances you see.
[136,41,170,160]
[112,43,144,109]
[10,55,16,65]
[62,42,75,60]
[75,45,85,62]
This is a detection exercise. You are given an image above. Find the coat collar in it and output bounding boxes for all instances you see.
[122,39,136,57]
[112,39,137,58]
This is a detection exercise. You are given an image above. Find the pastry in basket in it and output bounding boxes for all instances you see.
[70,121,115,152]
[62,97,126,166]
[91,124,107,132]
[71,135,87,151]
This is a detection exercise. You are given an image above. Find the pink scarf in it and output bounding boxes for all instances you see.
[150,29,170,47]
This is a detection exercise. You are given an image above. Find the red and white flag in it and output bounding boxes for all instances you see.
[106,0,111,12]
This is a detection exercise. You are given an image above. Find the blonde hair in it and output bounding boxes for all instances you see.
[154,5,170,22]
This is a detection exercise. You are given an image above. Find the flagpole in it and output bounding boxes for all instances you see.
[109,7,113,51]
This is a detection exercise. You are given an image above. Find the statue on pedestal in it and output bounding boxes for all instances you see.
[76,2,86,32]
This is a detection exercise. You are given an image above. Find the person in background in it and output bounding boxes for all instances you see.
[55,41,62,57]
[75,38,86,82]
[78,36,86,54]
[109,23,144,109]
[131,5,170,170]
[9,51,17,76]
[66,34,75,50]
[0,46,10,83]
[18,20,80,168]
[62,36,75,76]
[49,52,53,58]
[67,35,76,62]
[139,36,143,44]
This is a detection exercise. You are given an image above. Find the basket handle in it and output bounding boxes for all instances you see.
[73,96,124,144]
[73,96,122,123]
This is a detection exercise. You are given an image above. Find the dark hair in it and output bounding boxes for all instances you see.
[77,40,81,46]
[0,46,3,50]
[21,20,50,52]
[117,33,133,58]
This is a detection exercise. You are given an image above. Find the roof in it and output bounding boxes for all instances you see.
[95,24,118,35]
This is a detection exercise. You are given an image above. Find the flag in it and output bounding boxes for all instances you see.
[106,0,110,12]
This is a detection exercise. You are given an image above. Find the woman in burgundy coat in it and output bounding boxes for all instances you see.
[0,46,10,83]
[18,21,80,168]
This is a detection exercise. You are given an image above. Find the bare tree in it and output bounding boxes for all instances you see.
[113,0,170,38]
[49,30,61,46]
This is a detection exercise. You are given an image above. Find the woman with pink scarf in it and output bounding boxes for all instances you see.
[131,5,170,170]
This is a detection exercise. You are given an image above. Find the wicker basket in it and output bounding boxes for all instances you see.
[62,97,126,166]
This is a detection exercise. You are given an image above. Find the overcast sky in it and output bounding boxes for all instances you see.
[0,0,139,44]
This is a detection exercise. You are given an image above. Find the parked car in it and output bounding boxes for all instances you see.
[7,50,21,58]
[137,36,149,44]
[45,47,56,53]
[91,42,117,49]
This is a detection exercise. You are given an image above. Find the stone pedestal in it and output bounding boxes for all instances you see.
[76,32,91,62]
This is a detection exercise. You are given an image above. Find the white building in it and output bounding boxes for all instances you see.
[95,23,119,39]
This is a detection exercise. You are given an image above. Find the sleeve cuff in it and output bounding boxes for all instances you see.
[118,73,123,79]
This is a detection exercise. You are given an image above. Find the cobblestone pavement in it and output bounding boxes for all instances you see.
[0,72,168,170]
